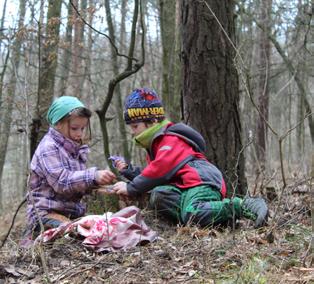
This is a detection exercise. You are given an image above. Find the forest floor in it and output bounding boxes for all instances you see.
[0,178,312,284]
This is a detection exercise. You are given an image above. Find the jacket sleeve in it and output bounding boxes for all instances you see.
[127,136,195,197]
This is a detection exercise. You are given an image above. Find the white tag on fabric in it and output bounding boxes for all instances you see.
[159,145,172,151]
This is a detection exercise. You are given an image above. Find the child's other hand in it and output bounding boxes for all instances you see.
[115,160,128,171]
[109,155,128,171]
[96,170,116,185]
[112,181,129,196]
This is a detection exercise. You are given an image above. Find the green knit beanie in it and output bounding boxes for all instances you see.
[47,96,85,125]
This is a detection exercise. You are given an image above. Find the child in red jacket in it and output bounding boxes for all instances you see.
[111,88,268,228]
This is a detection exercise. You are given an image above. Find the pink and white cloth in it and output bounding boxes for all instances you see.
[35,206,158,252]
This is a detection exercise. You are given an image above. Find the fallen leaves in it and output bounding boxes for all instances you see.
[0,190,312,283]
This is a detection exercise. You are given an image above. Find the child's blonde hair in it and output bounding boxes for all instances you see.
[57,107,92,144]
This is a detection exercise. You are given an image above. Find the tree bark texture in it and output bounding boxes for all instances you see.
[159,0,181,121]
[295,0,309,159]
[59,1,74,96]
[0,0,7,49]
[181,0,246,195]
[81,0,94,105]
[116,0,130,160]
[30,0,62,157]
[255,0,272,167]
[0,0,25,209]
[70,0,86,98]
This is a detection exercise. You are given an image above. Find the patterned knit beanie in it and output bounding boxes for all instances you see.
[124,88,165,124]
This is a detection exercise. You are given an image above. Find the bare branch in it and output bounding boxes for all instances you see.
[69,0,137,62]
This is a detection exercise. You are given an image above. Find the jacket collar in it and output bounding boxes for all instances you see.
[134,120,170,149]
[48,127,89,161]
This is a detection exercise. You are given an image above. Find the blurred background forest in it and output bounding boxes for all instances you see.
[0,0,312,212]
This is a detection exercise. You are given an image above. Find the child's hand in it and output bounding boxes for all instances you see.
[109,155,128,171]
[95,170,116,185]
[112,181,129,196]
[96,186,115,195]
[115,160,128,171]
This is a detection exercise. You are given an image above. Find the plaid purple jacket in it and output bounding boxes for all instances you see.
[26,127,98,227]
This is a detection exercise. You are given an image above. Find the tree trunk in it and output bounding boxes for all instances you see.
[311,141,314,264]
[82,0,95,105]
[145,8,159,88]
[0,0,7,49]
[253,16,314,149]
[102,0,135,163]
[255,0,272,167]
[0,0,9,109]
[0,49,9,127]
[181,0,246,195]
[307,0,314,265]
[97,0,145,169]
[295,0,308,161]
[70,0,86,98]
[115,0,130,160]
[159,0,181,121]
[0,0,25,209]
[58,1,74,96]
[30,0,62,157]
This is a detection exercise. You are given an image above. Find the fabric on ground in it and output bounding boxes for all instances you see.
[34,206,158,252]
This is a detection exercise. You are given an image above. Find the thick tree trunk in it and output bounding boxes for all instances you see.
[30,0,62,157]
[181,0,246,195]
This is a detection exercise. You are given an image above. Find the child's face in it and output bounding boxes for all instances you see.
[128,122,150,137]
[56,116,89,143]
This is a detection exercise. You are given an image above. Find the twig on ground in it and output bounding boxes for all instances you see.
[0,197,27,249]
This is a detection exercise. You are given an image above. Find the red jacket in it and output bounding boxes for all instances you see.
[125,122,226,198]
